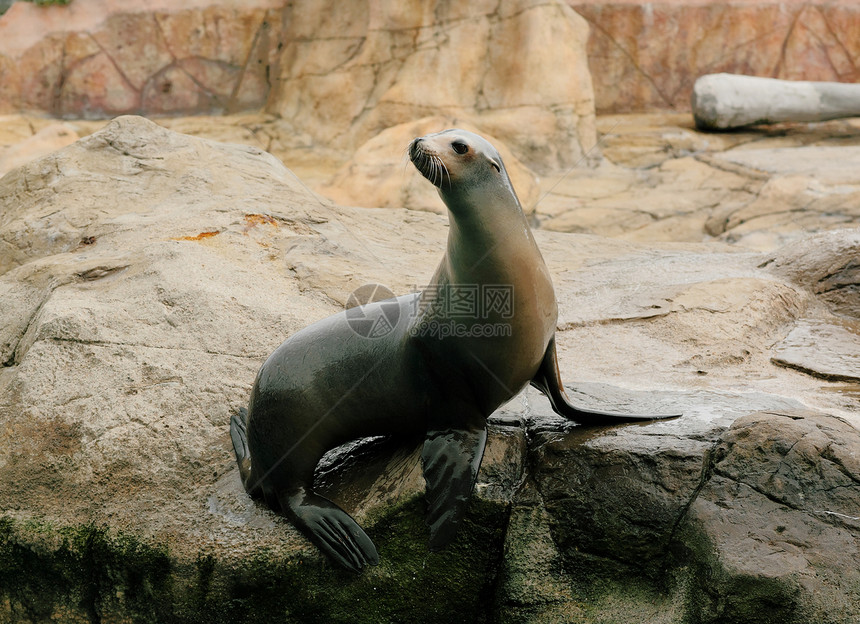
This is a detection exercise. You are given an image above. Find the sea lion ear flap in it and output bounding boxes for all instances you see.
[489,159,501,173]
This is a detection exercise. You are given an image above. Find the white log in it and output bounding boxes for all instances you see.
[692,73,860,130]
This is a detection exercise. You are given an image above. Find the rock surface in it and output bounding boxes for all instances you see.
[0,121,79,177]
[0,0,283,117]
[536,114,860,251]
[267,0,597,173]
[0,0,597,174]
[681,411,860,623]
[318,116,541,215]
[0,116,858,623]
[573,0,860,113]
[772,319,860,382]
[522,406,860,623]
[8,110,852,251]
[6,0,860,154]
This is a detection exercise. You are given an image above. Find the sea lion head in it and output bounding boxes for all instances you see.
[408,129,519,210]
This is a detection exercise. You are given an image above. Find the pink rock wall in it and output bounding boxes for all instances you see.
[266,0,597,173]
[571,0,860,113]
[3,0,859,119]
[0,0,283,117]
[0,0,598,173]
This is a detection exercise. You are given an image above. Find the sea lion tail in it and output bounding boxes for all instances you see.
[531,338,682,424]
[230,407,258,495]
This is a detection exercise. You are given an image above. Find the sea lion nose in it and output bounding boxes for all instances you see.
[408,137,423,161]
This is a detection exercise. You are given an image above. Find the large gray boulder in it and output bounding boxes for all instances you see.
[0,116,857,623]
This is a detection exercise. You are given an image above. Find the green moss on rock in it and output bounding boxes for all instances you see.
[0,495,509,624]
[673,526,804,624]
[174,496,508,624]
[21,0,71,6]
[0,0,71,16]
[0,516,172,622]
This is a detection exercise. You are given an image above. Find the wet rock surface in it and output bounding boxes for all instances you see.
[681,411,860,623]
[0,117,858,622]
[518,396,860,624]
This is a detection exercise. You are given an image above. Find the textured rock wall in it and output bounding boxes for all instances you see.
[572,0,860,113]
[0,0,283,117]
[0,0,597,173]
[5,0,860,123]
[266,0,597,173]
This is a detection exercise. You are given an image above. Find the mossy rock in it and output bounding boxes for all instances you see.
[0,0,71,16]
[0,496,509,624]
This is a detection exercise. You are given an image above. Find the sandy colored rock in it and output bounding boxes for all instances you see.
[319,116,540,214]
[701,172,860,249]
[0,122,79,177]
[0,0,597,174]
[772,318,860,382]
[2,109,858,255]
[715,144,860,184]
[0,115,858,622]
[533,114,860,250]
[537,151,762,243]
[762,228,860,319]
[266,0,596,173]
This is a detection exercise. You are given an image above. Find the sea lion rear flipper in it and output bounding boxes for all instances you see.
[230,407,261,497]
[230,408,249,465]
[279,490,379,573]
[531,337,682,424]
[421,426,488,551]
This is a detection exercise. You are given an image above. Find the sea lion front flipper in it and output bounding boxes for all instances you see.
[278,490,379,573]
[531,337,682,424]
[421,426,488,551]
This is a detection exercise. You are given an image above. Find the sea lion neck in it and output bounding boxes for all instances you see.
[439,183,538,284]
[439,172,525,230]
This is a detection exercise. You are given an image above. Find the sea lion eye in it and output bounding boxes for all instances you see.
[451,141,469,154]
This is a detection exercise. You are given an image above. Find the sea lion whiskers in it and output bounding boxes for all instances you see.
[434,154,451,189]
[427,151,441,187]
[430,154,451,188]
[430,153,441,187]
[429,154,440,188]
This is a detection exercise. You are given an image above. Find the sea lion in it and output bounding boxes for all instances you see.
[230,129,680,572]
